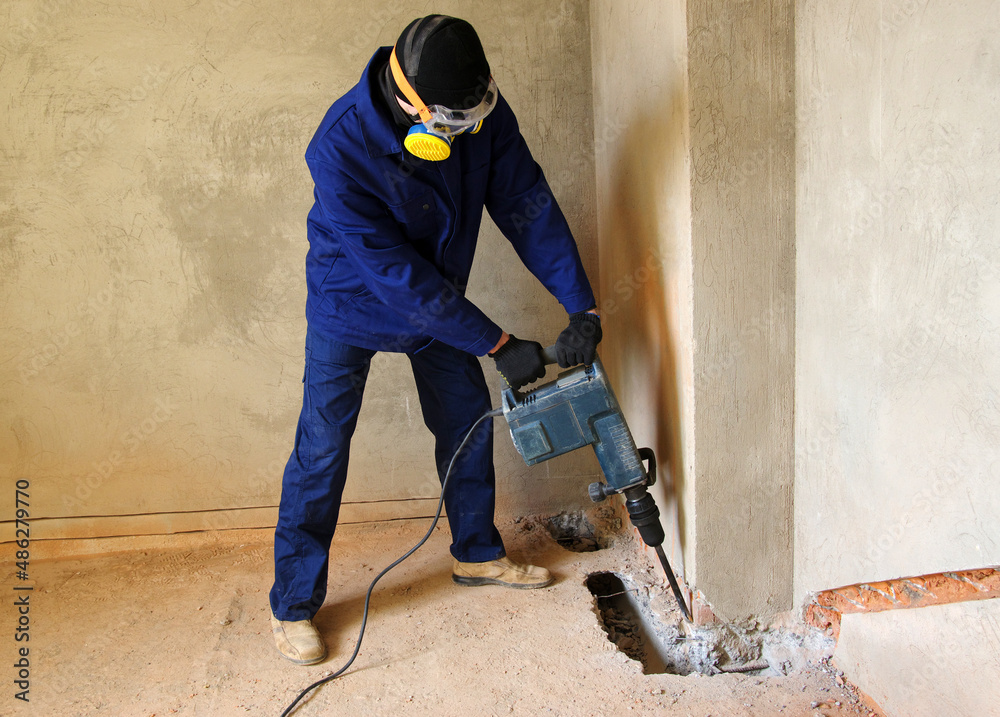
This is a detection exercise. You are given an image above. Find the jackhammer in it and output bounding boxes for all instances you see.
[500,346,691,620]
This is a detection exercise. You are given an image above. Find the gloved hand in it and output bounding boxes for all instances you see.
[489,335,546,389]
[555,311,602,368]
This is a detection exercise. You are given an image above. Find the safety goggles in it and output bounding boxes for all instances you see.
[389,44,498,135]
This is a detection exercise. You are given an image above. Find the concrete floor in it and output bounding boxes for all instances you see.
[3,517,885,716]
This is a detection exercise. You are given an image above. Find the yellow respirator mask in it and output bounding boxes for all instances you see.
[389,44,498,162]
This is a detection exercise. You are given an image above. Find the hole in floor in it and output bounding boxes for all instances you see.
[586,570,837,677]
[588,571,673,673]
[545,512,611,552]
[587,571,779,676]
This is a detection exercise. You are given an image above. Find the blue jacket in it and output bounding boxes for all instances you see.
[304,48,596,356]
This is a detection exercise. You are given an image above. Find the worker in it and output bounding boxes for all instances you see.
[269,14,602,665]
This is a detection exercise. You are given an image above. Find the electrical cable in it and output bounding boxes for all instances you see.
[279,406,503,717]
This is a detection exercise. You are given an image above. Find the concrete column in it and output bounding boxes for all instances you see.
[591,0,794,621]
[687,0,796,619]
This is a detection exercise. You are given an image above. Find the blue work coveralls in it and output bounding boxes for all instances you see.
[270,47,596,621]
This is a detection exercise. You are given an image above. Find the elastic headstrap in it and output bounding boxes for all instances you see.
[389,44,432,124]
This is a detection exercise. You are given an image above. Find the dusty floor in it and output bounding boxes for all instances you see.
[3,515,885,716]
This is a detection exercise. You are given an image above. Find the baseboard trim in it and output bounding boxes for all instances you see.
[0,499,443,559]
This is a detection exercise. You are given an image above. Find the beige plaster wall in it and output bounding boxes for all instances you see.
[0,1,600,542]
[797,4,1000,708]
[795,0,1000,601]
[588,0,695,583]
[834,600,1000,717]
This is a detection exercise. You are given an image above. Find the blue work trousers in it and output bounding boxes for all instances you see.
[269,327,505,621]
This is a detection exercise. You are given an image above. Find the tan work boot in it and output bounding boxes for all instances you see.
[270,611,326,665]
[452,556,553,589]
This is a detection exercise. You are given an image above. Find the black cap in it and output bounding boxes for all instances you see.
[394,15,490,110]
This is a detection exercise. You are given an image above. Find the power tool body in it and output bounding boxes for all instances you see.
[499,348,691,620]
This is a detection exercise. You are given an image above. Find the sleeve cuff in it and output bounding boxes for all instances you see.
[467,324,505,357]
[560,290,598,316]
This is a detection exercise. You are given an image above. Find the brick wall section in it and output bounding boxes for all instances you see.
[805,568,1000,640]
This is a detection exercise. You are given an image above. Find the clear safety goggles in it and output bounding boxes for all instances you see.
[390,43,499,135]
[421,76,498,135]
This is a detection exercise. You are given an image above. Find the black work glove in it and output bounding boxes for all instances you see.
[555,311,602,368]
[489,335,546,389]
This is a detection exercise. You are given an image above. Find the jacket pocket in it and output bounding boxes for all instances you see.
[387,192,438,239]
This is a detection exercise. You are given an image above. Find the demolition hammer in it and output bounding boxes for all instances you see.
[500,346,691,621]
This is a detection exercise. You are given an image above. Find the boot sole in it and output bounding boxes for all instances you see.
[277,650,327,666]
[452,574,554,589]
[270,613,327,665]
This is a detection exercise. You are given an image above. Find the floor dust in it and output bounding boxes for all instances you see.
[2,514,885,716]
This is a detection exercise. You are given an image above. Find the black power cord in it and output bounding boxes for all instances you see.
[280,406,503,716]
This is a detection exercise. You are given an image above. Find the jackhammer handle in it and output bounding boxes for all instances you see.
[540,344,599,368]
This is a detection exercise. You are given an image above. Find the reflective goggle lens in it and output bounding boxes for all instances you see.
[423,77,498,134]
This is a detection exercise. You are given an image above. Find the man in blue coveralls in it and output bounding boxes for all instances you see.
[269,15,603,664]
